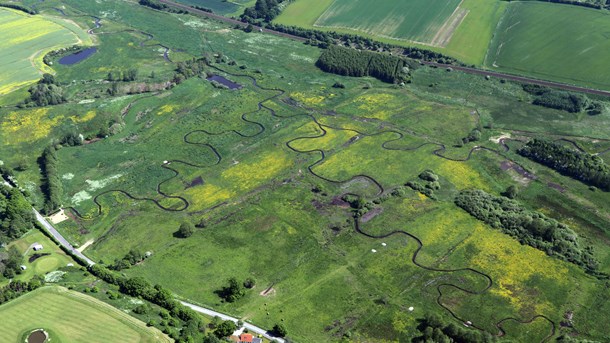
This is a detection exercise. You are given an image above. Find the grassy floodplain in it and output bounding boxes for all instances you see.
[0,286,169,343]
[0,8,90,95]
[485,2,610,90]
[1,0,610,342]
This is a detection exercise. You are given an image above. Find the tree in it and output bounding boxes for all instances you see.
[213,320,237,338]
[272,323,288,337]
[504,185,518,199]
[220,277,245,302]
[177,221,195,238]
[243,277,255,289]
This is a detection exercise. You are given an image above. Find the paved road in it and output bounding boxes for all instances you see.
[422,62,610,98]
[33,209,96,266]
[181,301,286,343]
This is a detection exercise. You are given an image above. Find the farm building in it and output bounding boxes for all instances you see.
[239,333,253,343]
[33,244,43,251]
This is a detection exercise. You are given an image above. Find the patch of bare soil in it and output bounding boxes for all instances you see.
[361,207,383,223]
[547,182,566,193]
[259,287,275,297]
[430,5,469,47]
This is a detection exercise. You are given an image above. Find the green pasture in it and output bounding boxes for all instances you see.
[0,8,90,95]
[485,2,610,90]
[0,286,169,343]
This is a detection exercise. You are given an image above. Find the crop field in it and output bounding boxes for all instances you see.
[485,2,610,90]
[1,1,610,342]
[0,8,90,95]
[313,0,462,45]
[0,286,169,343]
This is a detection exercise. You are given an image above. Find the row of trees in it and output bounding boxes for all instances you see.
[138,0,188,13]
[23,74,66,107]
[0,184,35,245]
[316,45,410,83]
[413,314,496,343]
[511,0,609,10]
[518,139,610,191]
[241,0,286,22]
[0,3,38,15]
[0,278,44,305]
[40,145,62,214]
[455,189,599,273]
[106,69,138,82]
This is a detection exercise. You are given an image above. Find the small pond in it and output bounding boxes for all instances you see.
[58,47,97,65]
[207,75,242,90]
[27,329,48,343]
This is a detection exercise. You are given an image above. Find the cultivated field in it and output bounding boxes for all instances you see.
[0,286,169,343]
[313,0,462,45]
[0,8,89,95]
[485,2,610,90]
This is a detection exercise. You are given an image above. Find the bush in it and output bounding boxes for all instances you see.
[273,323,288,337]
[177,222,195,238]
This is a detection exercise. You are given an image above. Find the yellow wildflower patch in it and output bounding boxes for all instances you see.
[436,160,489,191]
[1,108,64,144]
[464,224,568,313]
[185,184,235,210]
[156,104,176,115]
[354,93,396,112]
[290,92,325,107]
[221,152,292,192]
[289,126,356,152]
[70,110,96,123]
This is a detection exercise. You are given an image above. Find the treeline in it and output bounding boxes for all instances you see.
[88,264,207,342]
[138,0,188,14]
[507,0,607,10]
[0,184,35,244]
[522,84,604,114]
[413,314,496,343]
[316,45,410,83]
[455,189,599,273]
[0,278,44,305]
[22,74,66,107]
[190,5,213,13]
[518,139,610,191]
[241,0,286,22]
[109,249,148,271]
[106,69,138,82]
[0,3,38,15]
[40,145,62,214]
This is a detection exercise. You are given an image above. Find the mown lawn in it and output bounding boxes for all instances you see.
[0,286,169,343]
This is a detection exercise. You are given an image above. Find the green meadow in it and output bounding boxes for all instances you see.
[0,0,609,342]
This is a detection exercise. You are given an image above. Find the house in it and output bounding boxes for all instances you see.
[239,333,253,343]
[33,244,43,251]
[252,338,262,343]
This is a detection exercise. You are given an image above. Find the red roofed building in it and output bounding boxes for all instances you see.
[239,333,253,343]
